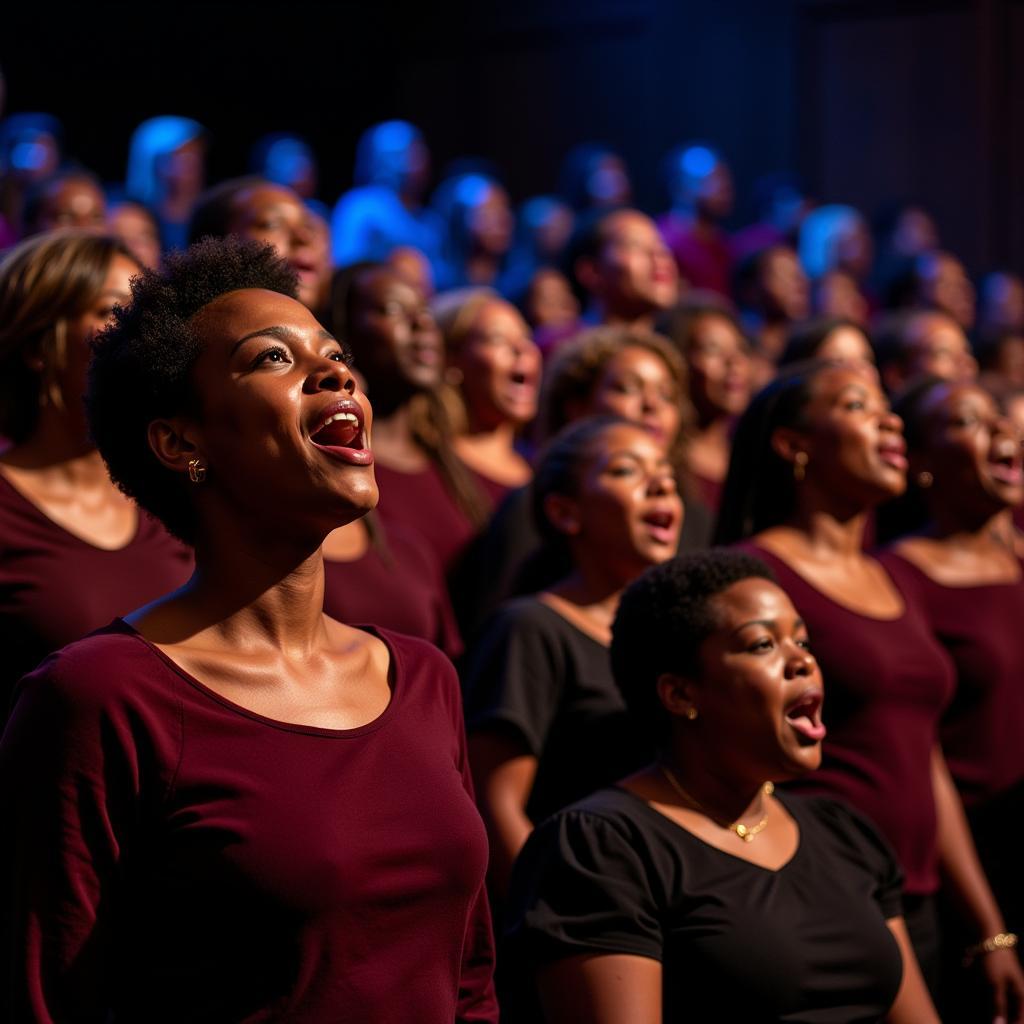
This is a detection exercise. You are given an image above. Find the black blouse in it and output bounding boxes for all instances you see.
[507,787,905,1023]
[462,597,646,823]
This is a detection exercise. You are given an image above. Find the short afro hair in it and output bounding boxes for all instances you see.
[87,235,298,543]
[611,549,776,741]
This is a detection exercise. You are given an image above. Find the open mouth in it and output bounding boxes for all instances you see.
[784,689,826,745]
[309,401,373,466]
[877,439,908,472]
[988,442,1023,486]
[641,507,678,545]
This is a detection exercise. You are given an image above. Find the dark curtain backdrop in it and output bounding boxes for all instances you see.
[2,0,1021,273]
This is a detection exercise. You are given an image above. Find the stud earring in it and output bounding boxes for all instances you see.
[917,470,933,488]
[793,452,809,482]
[187,459,207,484]
[685,707,698,721]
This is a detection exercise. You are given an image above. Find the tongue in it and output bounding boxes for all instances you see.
[786,713,826,742]
[313,421,359,447]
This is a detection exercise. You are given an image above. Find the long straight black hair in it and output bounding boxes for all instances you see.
[713,360,832,545]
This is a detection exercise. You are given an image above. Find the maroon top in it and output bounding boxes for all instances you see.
[323,522,462,660]
[741,543,956,896]
[657,214,733,296]
[373,462,509,573]
[0,622,497,1023]
[689,470,725,519]
[878,551,1024,807]
[0,473,192,710]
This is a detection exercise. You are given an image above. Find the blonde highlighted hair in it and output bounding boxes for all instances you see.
[538,325,694,470]
[0,231,137,442]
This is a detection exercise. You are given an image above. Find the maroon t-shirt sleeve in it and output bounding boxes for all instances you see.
[1,638,179,1022]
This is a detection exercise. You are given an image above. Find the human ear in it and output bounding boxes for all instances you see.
[146,417,204,477]
[656,671,699,721]
[770,426,812,468]
[543,492,581,537]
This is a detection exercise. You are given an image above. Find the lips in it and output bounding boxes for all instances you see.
[641,506,678,546]
[877,438,908,472]
[988,441,1024,486]
[784,688,826,745]
[309,400,373,466]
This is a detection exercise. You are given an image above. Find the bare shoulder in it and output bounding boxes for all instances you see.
[890,536,949,578]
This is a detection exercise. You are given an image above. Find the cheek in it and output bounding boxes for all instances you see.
[593,389,641,421]
[658,402,682,435]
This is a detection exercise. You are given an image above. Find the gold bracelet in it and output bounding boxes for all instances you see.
[963,932,1019,967]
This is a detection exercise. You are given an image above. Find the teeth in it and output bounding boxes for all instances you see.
[323,412,359,426]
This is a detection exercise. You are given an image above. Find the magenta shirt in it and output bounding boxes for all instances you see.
[0,622,497,1023]
[0,473,192,710]
[741,543,956,896]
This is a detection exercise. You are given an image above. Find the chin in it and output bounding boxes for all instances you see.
[786,747,823,776]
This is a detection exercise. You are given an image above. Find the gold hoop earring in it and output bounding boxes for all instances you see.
[685,707,698,721]
[917,470,933,488]
[187,459,207,484]
[793,452,808,482]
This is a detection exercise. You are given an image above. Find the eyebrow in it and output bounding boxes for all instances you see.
[229,324,337,358]
[730,617,806,638]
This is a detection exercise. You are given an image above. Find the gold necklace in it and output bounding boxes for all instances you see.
[659,764,774,842]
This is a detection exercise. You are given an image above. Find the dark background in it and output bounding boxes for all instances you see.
[2,0,1021,274]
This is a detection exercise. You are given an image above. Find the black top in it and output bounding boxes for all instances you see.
[506,788,905,1024]
[451,484,713,641]
[462,597,647,822]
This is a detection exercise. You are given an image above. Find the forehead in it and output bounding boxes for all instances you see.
[590,422,664,458]
[708,577,795,627]
[916,316,967,349]
[193,288,318,340]
[928,383,996,416]
[603,211,657,244]
[236,184,302,215]
[810,363,879,399]
[471,299,526,332]
[52,177,102,202]
[357,268,419,305]
[603,345,671,378]
[693,312,742,345]
[823,325,870,351]
[764,247,799,271]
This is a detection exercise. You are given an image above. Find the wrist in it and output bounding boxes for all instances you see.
[963,931,1018,968]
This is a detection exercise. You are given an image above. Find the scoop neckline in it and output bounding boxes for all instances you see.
[0,468,142,553]
[748,541,906,623]
[884,546,1024,590]
[612,784,805,875]
[114,617,400,738]
[533,594,610,649]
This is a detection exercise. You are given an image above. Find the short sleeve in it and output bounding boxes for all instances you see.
[461,602,567,756]
[806,797,905,921]
[505,806,663,964]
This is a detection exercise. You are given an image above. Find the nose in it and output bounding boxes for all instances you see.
[881,408,903,434]
[785,643,817,678]
[646,468,677,496]
[305,356,356,396]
